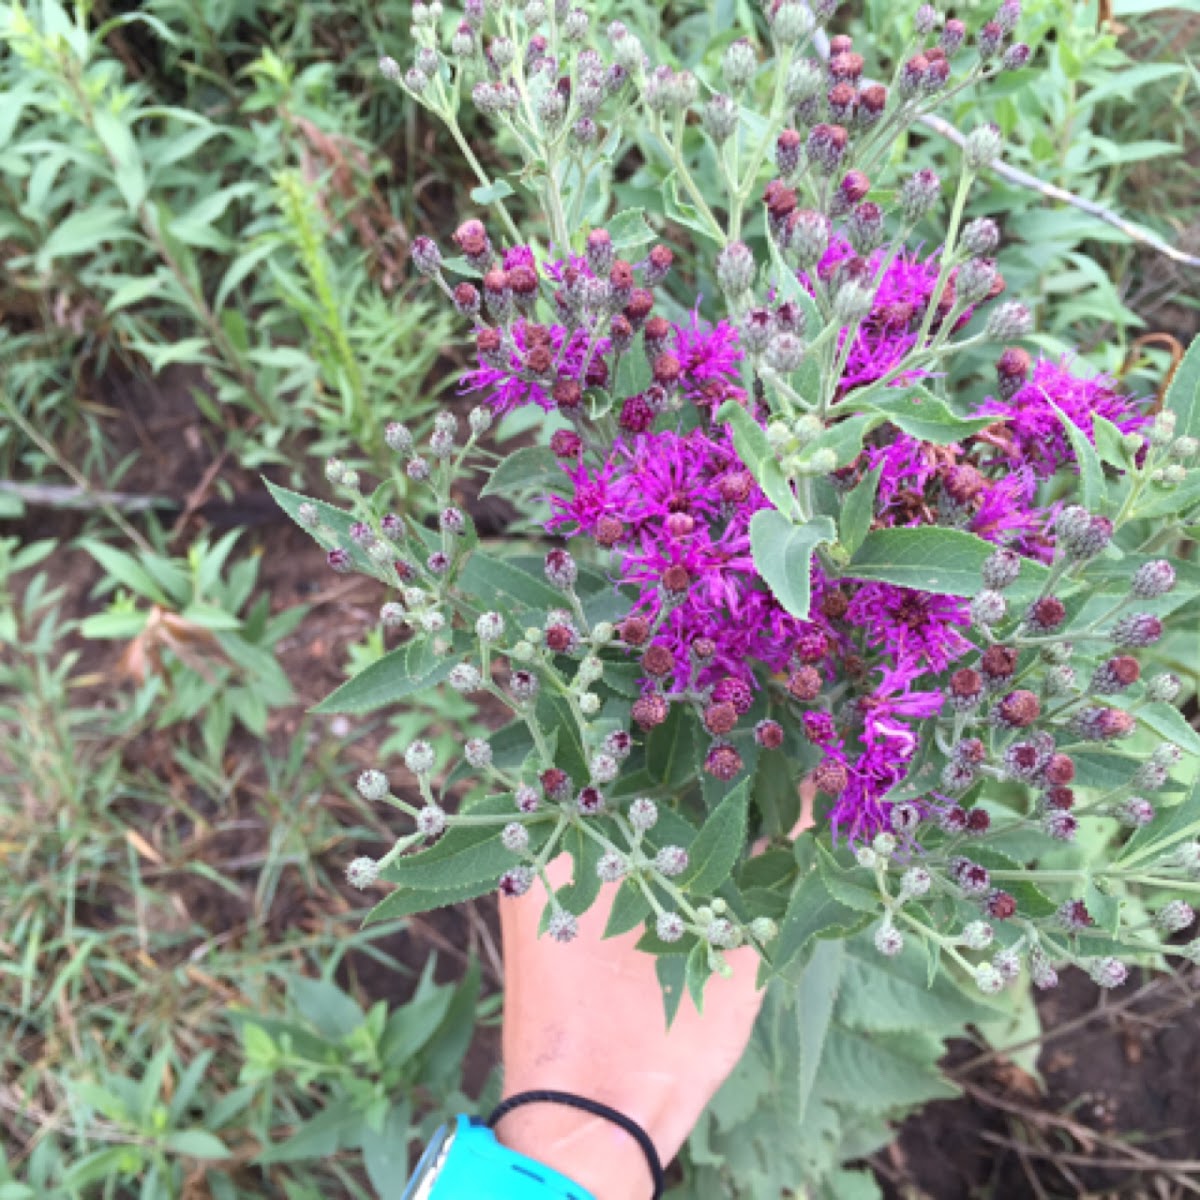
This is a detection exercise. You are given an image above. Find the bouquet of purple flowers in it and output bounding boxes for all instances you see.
[273,0,1200,1008]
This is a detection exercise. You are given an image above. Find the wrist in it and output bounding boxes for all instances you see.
[493,1102,659,1200]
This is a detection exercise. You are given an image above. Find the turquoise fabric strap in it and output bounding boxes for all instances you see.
[403,1115,597,1200]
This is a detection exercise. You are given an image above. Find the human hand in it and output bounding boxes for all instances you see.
[494,793,813,1199]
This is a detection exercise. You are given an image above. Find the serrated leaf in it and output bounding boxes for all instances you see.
[607,207,656,249]
[604,879,652,938]
[838,938,1002,1033]
[679,778,750,894]
[870,386,997,445]
[749,511,837,620]
[646,702,701,789]
[1136,703,1200,755]
[479,445,567,498]
[1119,769,1200,867]
[312,641,455,714]
[470,179,515,205]
[656,954,687,1027]
[772,870,862,978]
[685,939,712,1013]
[816,1027,957,1112]
[839,466,880,555]
[1051,402,1106,510]
[796,939,843,1121]
[458,552,563,614]
[1163,334,1200,441]
[849,526,1050,597]
[816,844,879,913]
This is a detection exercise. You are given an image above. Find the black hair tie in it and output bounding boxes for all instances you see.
[488,1089,665,1199]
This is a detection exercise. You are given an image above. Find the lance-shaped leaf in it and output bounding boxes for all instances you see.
[750,511,837,620]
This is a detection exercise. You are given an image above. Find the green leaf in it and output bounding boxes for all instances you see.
[608,208,656,250]
[869,386,997,445]
[849,526,1050,597]
[365,874,500,924]
[838,938,1003,1033]
[839,467,881,555]
[605,879,652,938]
[680,778,750,895]
[1051,403,1105,511]
[715,400,796,517]
[772,870,862,979]
[361,1103,414,1200]
[1162,334,1200,441]
[795,939,843,1121]
[656,954,688,1027]
[816,1027,957,1112]
[1135,471,1200,520]
[685,939,712,1013]
[288,975,363,1039]
[36,206,134,270]
[470,179,515,205]
[1093,415,1133,468]
[78,539,171,606]
[749,512,837,620]
[1119,770,1200,867]
[459,552,564,614]
[163,1130,231,1160]
[1136,703,1200,756]
[382,797,547,890]
[816,844,879,913]
[312,641,455,714]
[646,702,701,790]
[94,109,147,211]
[803,413,882,469]
[479,445,567,498]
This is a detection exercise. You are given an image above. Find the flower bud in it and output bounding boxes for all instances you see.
[875,922,905,957]
[1031,948,1059,990]
[982,548,1022,589]
[784,56,823,104]
[1057,506,1113,559]
[655,845,689,877]
[404,740,436,776]
[899,867,932,901]
[1111,612,1163,648]
[1156,900,1195,933]
[703,93,740,145]
[417,804,447,837]
[985,300,1032,341]
[722,38,758,90]
[1088,957,1128,989]
[970,589,1007,627]
[1146,672,1181,703]
[1130,559,1175,598]
[974,963,1004,994]
[411,236,442,277]
[956,257,998,305]
[900,168,942,221]
[346,857,380,889]
[476,611,505,643]
[806,123,849,173]
[771,2,813,45]
[357,770,389,802]
[788,209,831,267]
[628,797,659,831]
[656,912,685,942]
[499,866,534,898]
[964,123,1003,170]
[715,240,757,297]
[1003,42,1031,70]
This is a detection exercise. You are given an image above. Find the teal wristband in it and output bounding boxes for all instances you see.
[403,1115,597,1200]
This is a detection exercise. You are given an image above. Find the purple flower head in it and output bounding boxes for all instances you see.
[975,357,1148,478]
